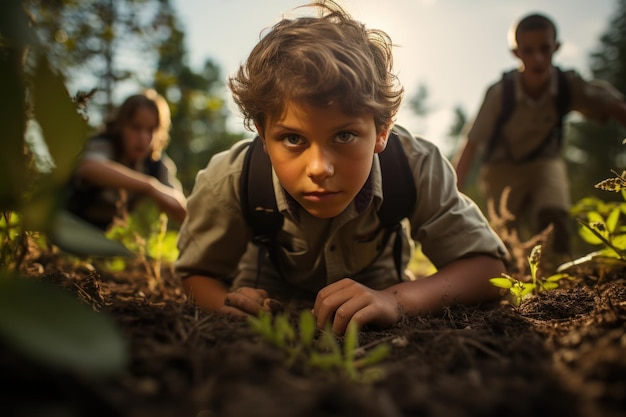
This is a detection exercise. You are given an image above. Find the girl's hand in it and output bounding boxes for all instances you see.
[312,278,403,335]
[149,179,187,223]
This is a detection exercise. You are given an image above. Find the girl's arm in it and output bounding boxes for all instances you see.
[77,159,187,222]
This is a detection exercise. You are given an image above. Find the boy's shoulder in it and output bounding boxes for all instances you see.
[391,124,442,161]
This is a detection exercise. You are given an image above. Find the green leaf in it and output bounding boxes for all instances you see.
[274,314,295,346]
[32,57,88,185]
[540,281,559,290]
[545,273,572,282]
[49,211,134,258]
[298,310,316,347]
[309,352,341,370]
[343,321,359,361]
[0,45,26,211]
[354,344,390,369]
[519,283,536,297]
[606,207,621,234]
[489,277,513,289]
[0,274,128,375]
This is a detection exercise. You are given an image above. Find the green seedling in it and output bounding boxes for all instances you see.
[566,168,626,269]
[490,244,572,307]
[105,202,178,289]
[248,310,390,383]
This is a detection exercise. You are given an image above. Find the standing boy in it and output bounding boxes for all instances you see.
[453,13,626,257]
[175,1,507,335]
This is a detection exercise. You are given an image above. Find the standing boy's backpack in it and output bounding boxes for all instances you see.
[483,66,571,163]
[240,130,416,284]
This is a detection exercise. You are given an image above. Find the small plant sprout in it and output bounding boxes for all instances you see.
[489,244,572,308]
[247,310,390,382]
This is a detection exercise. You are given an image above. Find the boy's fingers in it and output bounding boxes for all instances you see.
[223,287,274,315]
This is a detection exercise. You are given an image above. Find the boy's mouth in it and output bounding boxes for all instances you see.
[302,191,339,202]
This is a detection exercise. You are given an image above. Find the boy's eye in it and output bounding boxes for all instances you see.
[282,134,304,146]
[335,131,356,143]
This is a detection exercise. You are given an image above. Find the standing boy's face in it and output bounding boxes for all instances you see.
[258,101,388,219]
[513,28,560,89]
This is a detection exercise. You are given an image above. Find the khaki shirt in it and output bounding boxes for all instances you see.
[175,126,507,298]
[467,68,622,164]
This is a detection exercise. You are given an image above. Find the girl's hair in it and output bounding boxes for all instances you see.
[103,89,171,160]
[228,1,403,133]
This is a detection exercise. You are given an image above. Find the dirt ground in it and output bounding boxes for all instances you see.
[2,251,626,417]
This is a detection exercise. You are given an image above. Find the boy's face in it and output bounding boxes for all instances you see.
[257,101,389,219]
[513,28,560,89]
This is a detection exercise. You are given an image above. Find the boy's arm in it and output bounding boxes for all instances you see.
[389,254,504,315]
[608,99,626,127]
[451,139,478,190]
[313,254,504,335]
[182,275,273,316]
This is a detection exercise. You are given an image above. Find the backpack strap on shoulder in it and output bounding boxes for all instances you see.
[554,66,571,128]
[378,130,417,281]
[240,136,284,286]
[483,69,516,162]
[378,131,416,227]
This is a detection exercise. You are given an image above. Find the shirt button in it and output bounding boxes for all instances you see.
[330,245,336,252]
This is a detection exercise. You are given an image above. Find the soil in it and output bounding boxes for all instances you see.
[2,251,626,417]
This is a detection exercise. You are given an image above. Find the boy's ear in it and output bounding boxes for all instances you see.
[254,122,269,152]
[374,125,391,154]
[254,121,265,140]
[511,47,520,59]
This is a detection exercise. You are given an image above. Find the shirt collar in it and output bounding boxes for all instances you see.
[514,67,559,104]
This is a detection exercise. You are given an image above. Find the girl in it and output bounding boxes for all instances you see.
[66,90,187,230]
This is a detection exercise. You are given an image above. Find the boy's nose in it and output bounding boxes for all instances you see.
[306,146,334,180]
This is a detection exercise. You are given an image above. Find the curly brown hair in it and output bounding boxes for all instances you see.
[228,1,403,133]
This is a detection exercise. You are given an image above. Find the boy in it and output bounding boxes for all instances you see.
[453,13,626,258]
[175,1,507,335]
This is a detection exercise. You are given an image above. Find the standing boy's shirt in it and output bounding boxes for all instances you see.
[467,67,623,164]
[175,126,507,298]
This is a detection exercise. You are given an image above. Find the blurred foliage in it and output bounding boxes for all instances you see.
[25,0,175,115]
[0,274,129,375]
[151,0,243,193]
[25,0,243,194]
[565,0,626,203]
[0,0,128,375]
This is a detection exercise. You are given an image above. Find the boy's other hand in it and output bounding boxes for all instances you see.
[312,278,403,335]
[222,287,282,316]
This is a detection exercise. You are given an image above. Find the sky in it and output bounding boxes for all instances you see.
[172,0,617,155]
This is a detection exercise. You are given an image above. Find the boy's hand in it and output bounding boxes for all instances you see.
[221,287,283,316]
[312,278,403,335]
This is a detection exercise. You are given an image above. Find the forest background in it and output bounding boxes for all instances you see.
[4,0,626,228]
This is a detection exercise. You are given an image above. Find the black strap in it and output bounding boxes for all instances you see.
[483,69,516,163]
[483,67,571,164]
[240,136,283,241]
[240,137,284,287]
[378,132,417,281]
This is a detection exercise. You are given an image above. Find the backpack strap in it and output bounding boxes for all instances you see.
[483,69,516,162]
[240,137,284,287]
[483,67,571,164]
[378,131,417,281]
[241,131,417,285]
